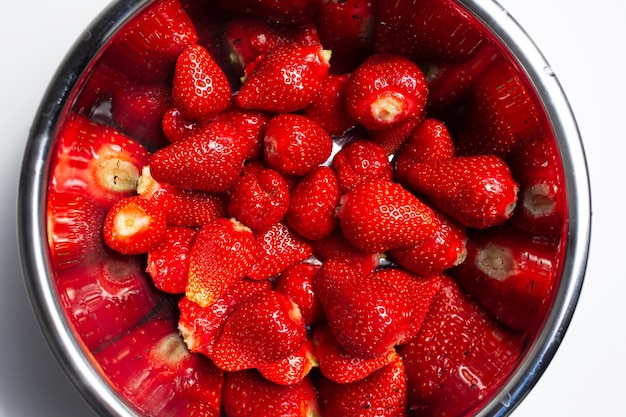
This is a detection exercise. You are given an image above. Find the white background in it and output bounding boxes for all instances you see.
[0,1,624,416]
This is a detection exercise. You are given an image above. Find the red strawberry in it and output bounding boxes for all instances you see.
[337,179,438,252]
[372,269,442,343]
[275,262,324,326]
[373,0,485,61]
[452,226,563,332]
[186,218,257,307]
[47,191,108,270]
[218,0,323,23]
[102,0,198,82]
[222,371,320,417]
[302,74,356,135]
[263,113,333,176]
[95,314,225,415]
[138,166,229,228]
[149,121,248,192]
[146,226,197,294]
[313,323,399,384]
[110,80,171,149]
[389,209,467,277]
[367,115,421,155]
[227,166,291,232]
[257,338,319,385]
[54,253,160,351]
[285,166,340,240]
[453,57,543,158]
[509,136,566,235]
[247,221,313,280]
[50,115,150,208]
[161,107,201,144]
[172,44,232,123]
[178,278,272,357]
[312,230,381,276]
[313,260,411,358]
[103,195,167,255]
[399,276,524,417]
[400,155,519,229]
[161,398,220,417]
[217,106,272,160]
[318,355,407,417]
[314,0,375,72]
[72,61,125,115]
[344,53,428,130]
[236,43,331,113]
[394,117,456,184]
[331,139,393,193]
[212,290,307,370]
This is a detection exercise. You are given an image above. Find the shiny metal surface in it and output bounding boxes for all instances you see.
[18,0,591,416]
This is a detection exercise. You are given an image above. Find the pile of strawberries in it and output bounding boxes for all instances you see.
[46,0,567,416]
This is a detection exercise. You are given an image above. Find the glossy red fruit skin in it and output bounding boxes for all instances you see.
[331,140,394,193]
[149,121,248,193]
[257,338,318,386]
[452,226,563,332]
[312,230,381,276]
[345,54,428,130]
[219,0,323,23]
[217,106,272,161]
[275,262,323,326]
[399,276,524,417]
[146,226,197,294]
[368,115,421,155]
[303,74,356,135]
[161,107,201,144]
[314,260,412,359]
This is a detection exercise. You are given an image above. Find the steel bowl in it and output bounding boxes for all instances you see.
[18,0,591,416]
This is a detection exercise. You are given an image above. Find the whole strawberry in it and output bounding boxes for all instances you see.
[172,44,232,122]
[146,226,197,294]
[275,263,324,326]
[149,121,248,193]
[345,53,428,130]
[337,179,437,252]
[257,339,319,386]
[331,139,394,193]
[236,43,331,113]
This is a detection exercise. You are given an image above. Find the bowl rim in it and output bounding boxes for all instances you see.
[18,0,592,416]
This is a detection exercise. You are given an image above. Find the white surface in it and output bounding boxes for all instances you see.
[0,1,623,416]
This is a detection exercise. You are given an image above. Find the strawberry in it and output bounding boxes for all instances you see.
[50,114,150,208]
[227,166,291,232]
[317,355,407,417]
[138,166,229,228]
[218,0,323,23]
[275,262,324,325]
[452,226,563,332]
[178,278,272,358]
[314,0,375,72]
[313,260,412,358]
[312,230,381,276]
[162,398,220,417]
[399,276,524,417]
[337,179,438,252]
[389,209,467,277]
[212,290,307,370]
[216,106,272,160]
[247,221,314,280]
[302,74,356,135]
[373,0,485,61]
[236,43,331,113]
[103,195,167,255]
[453,56,543,158]
[222,370,320,417]
[313,323,399,384]
[372,269,442,343]
[399,155,519,229]
[263,113,333,176]
[72,61,125,116]
[331,139,394,193]
[102,0,198,82]
[344,53,428,130]
[95,313,225,415]
[54,252,160,351]
[161,107,201,144]
[149,121,248,193]
[172,44,232,123]
[110,80,171,150]
[285,166,340,240]
[186,218,257,307]
[367,116,421,155]
[509,136,566,235]
[257,338,319,385]
[146,226,197,294]
[46,191,108,270]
